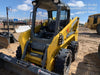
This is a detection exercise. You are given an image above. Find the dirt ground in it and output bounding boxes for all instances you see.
[0,25,100,75]
[69,26,100,75]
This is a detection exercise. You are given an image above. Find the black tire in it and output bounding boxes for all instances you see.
[68,41,79,62]
[54,49,72,75]
[10,34,18,43]
[16,46,22,60]
[96,24,100,35]
[98,44,100,59]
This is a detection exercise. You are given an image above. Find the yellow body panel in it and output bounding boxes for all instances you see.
[98,17,100,24]
[18,30,31,54]
[18,17,79,71]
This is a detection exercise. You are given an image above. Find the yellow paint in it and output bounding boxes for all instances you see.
[86,14,100,29]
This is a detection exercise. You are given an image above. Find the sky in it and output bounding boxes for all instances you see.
[0,0,100,24]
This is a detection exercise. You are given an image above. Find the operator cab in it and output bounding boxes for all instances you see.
[31,0,70,39]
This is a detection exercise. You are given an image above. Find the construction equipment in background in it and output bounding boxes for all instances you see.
[0,7,17,48]
[85,14,100,34]
[0,0,79,75]
[0,32,17,48]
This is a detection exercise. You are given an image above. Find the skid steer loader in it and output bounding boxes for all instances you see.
[0,0,79,75]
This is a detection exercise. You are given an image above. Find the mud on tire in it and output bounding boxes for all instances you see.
[68,41,79,62]
[54,49,72,75]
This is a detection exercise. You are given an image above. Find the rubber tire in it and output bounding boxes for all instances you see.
[96,24,100,35]
[16,46,22,60]
[54,49,72,75]
[68,41,79,62]
[98,44,100,59]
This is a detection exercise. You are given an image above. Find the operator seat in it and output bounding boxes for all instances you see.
[31,21,56,53]
[46,20,56,32]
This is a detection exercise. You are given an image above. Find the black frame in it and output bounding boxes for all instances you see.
[31,1,70,39]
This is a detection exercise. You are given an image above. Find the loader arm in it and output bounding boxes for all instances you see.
[46,17,79,71]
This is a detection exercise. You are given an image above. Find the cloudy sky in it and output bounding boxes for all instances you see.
[0,0,100,24]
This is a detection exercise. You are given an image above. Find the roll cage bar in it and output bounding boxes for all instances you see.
[31,0,70,37]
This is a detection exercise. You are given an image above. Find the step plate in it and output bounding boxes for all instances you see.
[30,52,43,58]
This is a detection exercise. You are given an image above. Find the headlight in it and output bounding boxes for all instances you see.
[32,1,37,6]
[53,0,60,4]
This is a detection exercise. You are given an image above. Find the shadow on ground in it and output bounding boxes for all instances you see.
[72,53,100,75]
[79,32,100,38]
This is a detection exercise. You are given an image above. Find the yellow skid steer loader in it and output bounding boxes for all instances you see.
[0,0,79,75]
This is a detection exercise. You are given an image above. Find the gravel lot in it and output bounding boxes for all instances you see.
[0,26,100,75]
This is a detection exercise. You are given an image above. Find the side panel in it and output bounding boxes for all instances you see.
[87,17,94,28]
[18,30,31,54]
[97,17,100,24]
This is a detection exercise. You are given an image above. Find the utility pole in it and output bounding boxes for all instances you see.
[30,11,33,25]
[6,7,9,37]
